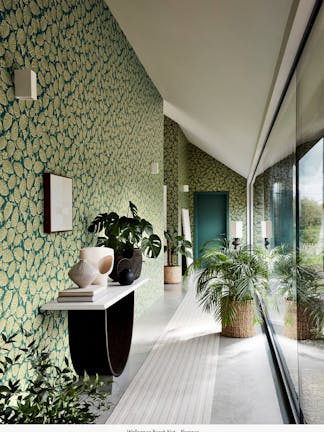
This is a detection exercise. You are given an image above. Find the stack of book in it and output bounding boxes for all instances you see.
[57,285,107,303]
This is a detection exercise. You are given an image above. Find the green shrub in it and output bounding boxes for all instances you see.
[0,330,110,424]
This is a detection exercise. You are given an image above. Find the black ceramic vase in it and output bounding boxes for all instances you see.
[110,249,142,282]
[119,268,135,286]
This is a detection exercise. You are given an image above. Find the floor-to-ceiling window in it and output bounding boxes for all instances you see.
[251,3,324,423]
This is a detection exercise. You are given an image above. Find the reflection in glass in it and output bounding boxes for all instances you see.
[253,76,299,400]
[251,3,324,422]
[297,138,324,423]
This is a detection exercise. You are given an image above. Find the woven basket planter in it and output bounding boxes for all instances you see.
[221,300,255,338]
[284,300,317,340]
[164,266,182,284]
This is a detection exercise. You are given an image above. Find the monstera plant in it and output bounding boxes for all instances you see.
[88,202,162,281]
[164,226,192,284]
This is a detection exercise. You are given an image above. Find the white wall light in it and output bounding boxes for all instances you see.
[261,220,272,249]
[261,220,272,238]
[14,69,37,100]
[230,221,243,249]
[182,185,189,192]
[151,162,159,174]
[230,221,243,239]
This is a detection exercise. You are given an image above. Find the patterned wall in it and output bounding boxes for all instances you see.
[164,118,247,249]
[178,126,190,213]
[163,116,190,234]
[163,116,179,231]
[253,154,295,247]
[189,144,247,243]
[0,0,164,380]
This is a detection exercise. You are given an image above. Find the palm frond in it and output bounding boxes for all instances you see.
[193,242,270,325]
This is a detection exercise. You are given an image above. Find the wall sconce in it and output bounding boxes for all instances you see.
[261,220,272,249]
[182,185,189,192]
[14,69,37,100]
[151,162,159,175]
[230,221,243,250]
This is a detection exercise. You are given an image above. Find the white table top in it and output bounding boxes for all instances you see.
[40,278,148,311]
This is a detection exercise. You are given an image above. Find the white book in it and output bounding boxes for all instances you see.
[58,285,107,297]
[57,291,106,303]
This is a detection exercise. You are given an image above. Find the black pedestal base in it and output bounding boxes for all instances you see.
[68,292,134,377]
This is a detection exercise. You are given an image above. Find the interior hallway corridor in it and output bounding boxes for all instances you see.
[99,282,283,424]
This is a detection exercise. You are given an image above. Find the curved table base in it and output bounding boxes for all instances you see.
[68,292,134,376]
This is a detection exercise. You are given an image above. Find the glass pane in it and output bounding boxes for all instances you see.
[253,78,299,400]
[296,3,324,422]
[296,139,324,423]
[252,4,324,423]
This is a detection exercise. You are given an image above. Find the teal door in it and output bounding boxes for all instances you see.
[194,192,229,258]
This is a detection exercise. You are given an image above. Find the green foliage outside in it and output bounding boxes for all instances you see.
[300,199,322,245]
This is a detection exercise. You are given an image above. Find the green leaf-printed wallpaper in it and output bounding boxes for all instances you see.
[188,144,247,242]
[164,116,190,232]
[164,116,247,245]
[0,0,164,381]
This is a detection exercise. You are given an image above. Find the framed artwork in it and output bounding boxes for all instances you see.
[181,208,193,266]
[44,173,73,233]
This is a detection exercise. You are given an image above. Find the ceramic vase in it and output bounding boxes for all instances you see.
[110,249,142,282]
[68,259,98,288]
[80,247,114,286]
[119,268,135,286]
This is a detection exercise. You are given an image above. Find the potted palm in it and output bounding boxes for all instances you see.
[88,202,162,282]
[273,248,323,340]
[189,244,269,338]
[164,227,192,284]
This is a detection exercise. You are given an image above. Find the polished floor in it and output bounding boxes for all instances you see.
[97,283,187,423]
[107,283,220,423]
[99,282,283,424]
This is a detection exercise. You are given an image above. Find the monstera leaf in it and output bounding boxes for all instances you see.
[129,201,139,219]
[88,213,109,233]
[88,202,162,260]
[141,234,162,258]
[88,212,119,233]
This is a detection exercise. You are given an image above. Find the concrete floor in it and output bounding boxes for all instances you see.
[97,283,187,423]
[211,328,283,423]
[98,283,283,424]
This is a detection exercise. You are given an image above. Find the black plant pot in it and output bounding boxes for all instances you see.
[110,249,143,282]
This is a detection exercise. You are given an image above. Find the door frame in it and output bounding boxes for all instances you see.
[194,191,229,258]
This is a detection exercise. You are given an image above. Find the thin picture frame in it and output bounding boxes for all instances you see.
[44,173,73,233]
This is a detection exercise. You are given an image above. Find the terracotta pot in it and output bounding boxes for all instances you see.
[221,300,255,338]
[284,300,317,340]
[164,266,182,284]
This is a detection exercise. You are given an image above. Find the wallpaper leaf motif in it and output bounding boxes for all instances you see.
[164,116,247,246]
[0,0,163,382]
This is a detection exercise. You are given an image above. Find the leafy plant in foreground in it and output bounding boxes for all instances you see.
[0,330,110,424]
